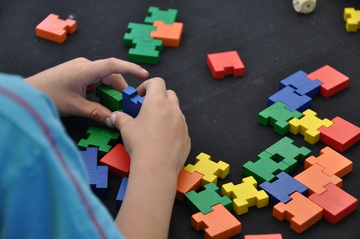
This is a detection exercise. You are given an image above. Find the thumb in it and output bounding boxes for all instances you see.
[110,111,134,130]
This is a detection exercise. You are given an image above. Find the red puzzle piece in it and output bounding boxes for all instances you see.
[273,192,323,233]
[318,116,360,152]
[309,183,358,224]
[207,51,245,79]
[191,204,242,239]
[100,144,130,177]
[176,167,203,201]
[36,13,77,43]
[306,65,349,98]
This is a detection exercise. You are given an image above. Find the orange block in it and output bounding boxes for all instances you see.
[305,146,353,178]
[191,204,242,239]
[176,167,203,201]
[273,192,323,233]
[36,13,77,43]
[150,20,184,47]
[100,144,130,177]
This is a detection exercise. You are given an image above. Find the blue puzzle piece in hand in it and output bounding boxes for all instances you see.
[122,86,144,117]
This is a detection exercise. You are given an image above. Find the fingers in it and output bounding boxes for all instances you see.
[110,111,134,131]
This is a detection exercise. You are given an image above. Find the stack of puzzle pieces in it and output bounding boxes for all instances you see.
[124,6,184,64]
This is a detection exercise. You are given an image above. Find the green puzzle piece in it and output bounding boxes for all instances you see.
[129,38,163,64]
[95,84,123,111]
[144,6,178,24]
[124,22,156,47]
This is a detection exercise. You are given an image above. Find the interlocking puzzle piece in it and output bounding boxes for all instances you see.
[78,126,120,156]
[222,176,269,215]
[36,13,77,43]
[184,152,230,186]
[95,84,123,111]
[305,146,353,178]
[279,70,322,97]
[206,51,245,79]
[128,37,163,64]
[150,20,184,47]
[318,116,360,152]
[344,8,360,32]
[244,234,282,239]
[259,172,308,205]
[242,151,291,184]
[123,22,156,47]
[294,164,342,195]
[176,167,203,201]
[265,136,312,172]
[79,147,98,170]
[306,65,350,98]
[273,192,323,233]
[191,204,242,239]
[184,183,232,214]
[144,6,178,24]
[122,86,144,118]
[116,177,129,208]
[100,144,130,178]
[268,86,312,112]
[288,109,333,144]
[308,183,358,224]
[87,165,109,197]
[258,101,303,135]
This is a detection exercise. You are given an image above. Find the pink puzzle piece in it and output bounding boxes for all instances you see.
[207,51,245,79]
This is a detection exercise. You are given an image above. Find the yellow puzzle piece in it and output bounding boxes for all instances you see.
[344,8,360,32]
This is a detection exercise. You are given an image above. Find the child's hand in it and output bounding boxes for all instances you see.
[25,57,149,126]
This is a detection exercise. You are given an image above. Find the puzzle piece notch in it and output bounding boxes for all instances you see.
[176,167,203,201]
[144,6,178,24]
[344,8,360,32]
[191,204,242,239]
[222,176,269,215]
[289,109,334,144]
[259,172,308,205]
[184,183,232,214]
[150,20,184,47]
[318,116,360,152]
[306,65,350,98]
[305,146,353,178]
[279,70,322,97]
[36,13,77,43]
[273,192,323,233]
[95,84,123,111]
[184,152,230,186]
[268,86,312,112]
[308,183,358,224]
[206,51,245,79]
[258,101,303,135]
[100,144,130,178]
[122,86,145,117]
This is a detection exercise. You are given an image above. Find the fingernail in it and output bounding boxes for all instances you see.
[105,117,113,127]
[110,112,117,125]
[141,68,149,74]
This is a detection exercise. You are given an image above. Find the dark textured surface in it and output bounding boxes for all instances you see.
[1,0,360,238]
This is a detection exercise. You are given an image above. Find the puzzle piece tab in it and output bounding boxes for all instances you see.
[144,6,178,24]
[289,109,333,144]
[222,176,269,215]
[150,20,184,47]
[344,8,360,32]
[206,51,245,79]
[36,13,77,43]
[100,144,130,178]
[122,86,145,117]
[279,70,322,97]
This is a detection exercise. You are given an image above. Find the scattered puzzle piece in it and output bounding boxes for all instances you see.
[244,234,283,239]
[123,22,156,47]
[288,109,333,144]
[144,6,178,24]
[95,84,123,111]
[258,101,303,135]
[128,37,163,64]
[273,192,323,233]
[222,176,269,215]
[122,86,144,117]
[100,144,130,178]
[176,167,203,201]
[279,70,322,97]
[308,183,358,224]
[79,147,98,170]
[184,152,230,186]
[268,86,312,112]
[259,172,308,205]
[184,183,232,214]
[318,116,360,152]
[306,65,350,98]
[116,177,128,208]
[344,8,360,32]
[150,20,184,47]
[206,51,245,79]
[294,164,342,195]
[36,13,77,43]
[305,146,353,178]
[191,204,242,239]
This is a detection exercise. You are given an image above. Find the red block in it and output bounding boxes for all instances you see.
[100,144,130,177]
[318,116,360,152]
[244,234,282,239]
[207,51,245,79]
[309,183,358,224]
[176,167,203,201]
[306,65,349,98]
[191,204,241,239]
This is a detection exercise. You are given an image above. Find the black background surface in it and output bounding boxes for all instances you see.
[1,0,360,238]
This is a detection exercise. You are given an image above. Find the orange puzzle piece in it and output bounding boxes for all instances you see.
[150,20,184,47]
[273,192,323,233]
[100,144,130,178]
[176,167,203,201]
[191,204,242,239]
[36,13,77,43]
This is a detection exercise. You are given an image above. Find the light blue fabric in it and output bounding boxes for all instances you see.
[0,73,124,239]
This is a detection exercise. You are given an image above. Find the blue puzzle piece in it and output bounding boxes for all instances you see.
[116,177,129,208]
[259,172,308,205]
[268,86,312,112]
[280,70,322,98]
[122,86,144,117]
[79,147,98,170]
[88,165,109,197]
